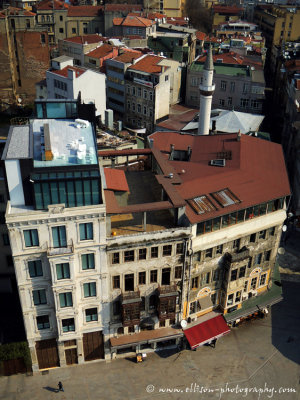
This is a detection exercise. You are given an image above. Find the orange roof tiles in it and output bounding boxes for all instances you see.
[86,44,114,58]
[51,65,86,78]
[148,132,290,224]
[113,15,154,27]
[113,50,143,63]
[0,6,36,17]
[104,168,129,192]
[36,0,68,10]
[196,31,206,41]
[128,55,166,74]
[63,34,107,44]
[67,6,103,17]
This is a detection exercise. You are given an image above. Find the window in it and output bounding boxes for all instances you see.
[139,271,146,285]
[219,99,225,106]
[227,293,234,305]
[240,98,249,108]
[268,227,275,236]
[230,269,237,281]
[112,253,120,264]
[220,80,227,91]
[86,308,98,322]
[60,16,63,21]
[137,104,141,113]
[265,250,271,261]
[216,244,223,255]
[250,233,256,243]
[124,250,134,262]
[250,100,260,109]
[191,77,198,87]
[163,245,172,256]
[37,315,50,330]
[189,300,201,314]
[235,291,241,303]
[176,243,183,254]
[191,277,199,289]
[124,274,134,291]
[230,82,235,92]
[41,34,45,44]
[59,28,64,33]
[161,268,171,285]
[81,254,95,270]
[138,248,147,260]
[113,275,120,289]
[132,102,136,111]
[137,87,141,97]
[259,273,267,286]
[254,253,262,265]
[79,223,93,240]
[127,101,130,110]
[175,266,182,279]
[251,277,257,290]
[143,106,147,115]
[83,282,96,297]
[258,230,266,240]
[232,239,240,250]
[132,87,136,96]
[28,260,43,278]
[52,226,67,248]
[33,289,46,305]
[149,92,153,101]
[165,75,169,81]
[2,233,9,246]
[228,97,232,106]
[151,247,158,258]
[239,266,246,278]
[24,229,39,247]
[59,292,73,308]
[56,263,70,280]
[72,28,76,34]
[243,83,248,94]
[205,248,213,258]
[62,318,75,332]
[150,269,157,283]
[244,281,248,291]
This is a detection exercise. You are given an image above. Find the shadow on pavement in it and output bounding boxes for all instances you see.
[154,348,180,358]
[271,279,300,365]
[43,386,59,393]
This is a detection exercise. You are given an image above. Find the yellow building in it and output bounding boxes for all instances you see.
[144,0,183,17]
[212,5,243,28]
[254,5,300,46]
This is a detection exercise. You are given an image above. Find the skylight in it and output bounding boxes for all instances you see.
[211,188,240,208]
[188,195,217,214]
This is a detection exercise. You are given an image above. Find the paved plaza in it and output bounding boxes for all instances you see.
[0,277,299,400]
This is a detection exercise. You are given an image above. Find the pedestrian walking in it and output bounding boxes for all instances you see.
[58,381,64,392]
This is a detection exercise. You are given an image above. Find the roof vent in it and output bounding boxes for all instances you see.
[168,173,174,178]
[210,159,226,167]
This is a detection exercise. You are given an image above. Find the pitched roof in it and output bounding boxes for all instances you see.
[63,34,107,44]
[113,50,143,63]
[148,132,290,224]
[128,54,166,74]
[104,168,129,192]
[86,44,114,58]
[0,6,36,17]
[36,0,68,10]
[51,65,86,78]
[197,51,263,67]
[67,5,103,17]
[113,15,154,27]
[196,31,206,41]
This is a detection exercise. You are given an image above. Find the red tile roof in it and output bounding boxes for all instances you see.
[146,12,166,20]
[51,65,86,78]
[128,54,166,74]
[113,50,143,63]
[104,168,129,192]
[213,5,243,14]
[196,31,206,41]
[105,4,142,12]
[0,6,36,17]
[197,51,244,65]
[63,34,107,44]
[113,15,154,27]
[67,5,103,17]
[149,132,290,224]
[36,0,68,10]
[86,44,114,58]
[166,17,188,26]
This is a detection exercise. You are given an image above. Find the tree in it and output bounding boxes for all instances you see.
[184,0,212,33]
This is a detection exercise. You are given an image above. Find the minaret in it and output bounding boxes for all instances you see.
[198,44,215,135]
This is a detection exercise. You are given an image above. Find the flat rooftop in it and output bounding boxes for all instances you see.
[32,119,97,168]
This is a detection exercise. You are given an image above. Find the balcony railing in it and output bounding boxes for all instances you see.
[47,239,74,257]
[158,284,178,297]
[121,290,141,304]
[230,248,250,262]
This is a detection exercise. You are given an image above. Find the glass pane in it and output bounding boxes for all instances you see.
[34,183,43,209]
[36,260,43,276]
[36,103,43,118]
[58,182,66,205]
[40,290,46,304]
[56,264,63,280]
[91,283,96,296]
[237,210,245,222]
[91,179,99,204]
[82,254,87,270]
[32,230,39,246]
[66,292,72,307]
[83,283,89,297]
[267,201,274,213]
[59,293,66,307]
[63,263,70,278]
[79,224,85,240]
[75,180,84,206]
[52,227,59,248]
[212,218,220,231]
[87,223,93,239]
[88,254,95,268]
[50,181,59,204]
[86,314,91,322]
[83,180,92,205]
[28,261,35,277]
[42,183,51,208]
[67,181,75,207]
[259,203,267,215]
[46,102,66,118]
[222,215,229,228]
[33,290,39,305]
[197,223,204,235]
[59,226,67,247]
[204,220,212,233]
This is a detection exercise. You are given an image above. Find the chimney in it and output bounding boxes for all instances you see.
[237,130,241,141]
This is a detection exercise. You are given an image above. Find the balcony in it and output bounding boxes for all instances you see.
[121,290,141,304]
[158,284,178,298]
[230,248,250,263]
[121,291,141,327]
[47,239,74,257]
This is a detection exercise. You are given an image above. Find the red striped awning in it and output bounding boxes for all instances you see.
[184,315,230,349]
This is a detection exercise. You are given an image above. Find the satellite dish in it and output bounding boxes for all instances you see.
[181,320,187,329]
[282,225,287,232]
[278,247,285,255]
